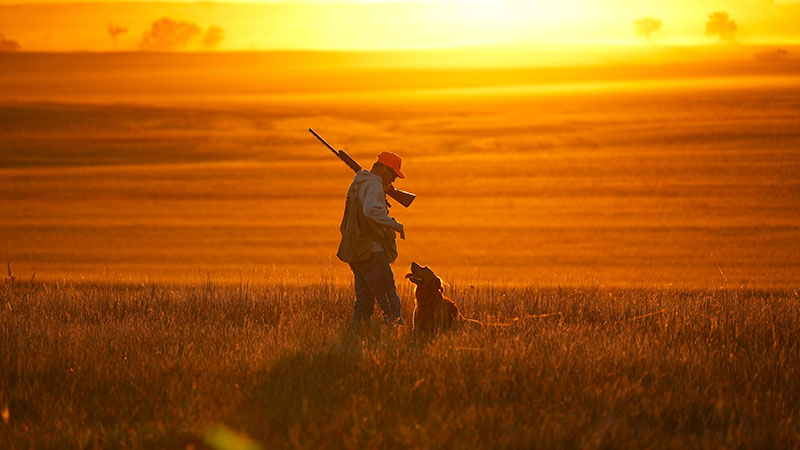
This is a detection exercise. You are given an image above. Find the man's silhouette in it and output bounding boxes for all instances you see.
[337,152,406,328]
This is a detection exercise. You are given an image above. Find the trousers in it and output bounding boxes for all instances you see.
[349,251,403,327]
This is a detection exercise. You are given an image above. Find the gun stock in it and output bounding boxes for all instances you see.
[387,186,415,208]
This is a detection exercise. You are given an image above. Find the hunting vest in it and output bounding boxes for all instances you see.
[337,178,398,264]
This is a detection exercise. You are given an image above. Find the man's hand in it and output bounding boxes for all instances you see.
[396,223,405,240]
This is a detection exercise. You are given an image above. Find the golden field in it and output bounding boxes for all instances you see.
[1,52,799,286]
[1,281,799,448]
[0,51,799,448]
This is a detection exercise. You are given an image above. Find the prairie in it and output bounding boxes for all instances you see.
[0,51,799,448]
[2,281,799,448]
[1,77,799,286]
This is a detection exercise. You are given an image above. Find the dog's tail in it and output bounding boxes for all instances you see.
[460,317,483,328]
[485,312,563,328]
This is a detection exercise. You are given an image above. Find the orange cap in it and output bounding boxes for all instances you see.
[377,151,406,178]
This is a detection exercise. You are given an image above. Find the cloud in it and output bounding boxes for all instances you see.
[139,18,202,51]
[0,34,20,52]
[107,24,128,46]
[202,26,225,49]
[634,17,663,40]
[705,11,738,43]
[754,48,790,62]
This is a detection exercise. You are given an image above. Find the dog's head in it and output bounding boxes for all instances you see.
[405,262,443,292]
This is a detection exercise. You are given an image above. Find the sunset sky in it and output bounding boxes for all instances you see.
[0,0,799,52]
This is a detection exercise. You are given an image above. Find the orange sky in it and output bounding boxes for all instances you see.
[0,1,799,52]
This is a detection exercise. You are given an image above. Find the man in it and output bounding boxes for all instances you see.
[337,151,407,328]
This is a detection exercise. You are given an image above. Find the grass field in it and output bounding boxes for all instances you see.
[2,280,799,448]
[1,52,799,448]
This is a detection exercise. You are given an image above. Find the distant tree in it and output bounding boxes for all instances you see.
[0,34,21,52]
[705,11,737,43]
[202,26,225,49]
[107,24,128,47]
[139,18,202,51]
[634,17,663,41]
[754,48,789,62]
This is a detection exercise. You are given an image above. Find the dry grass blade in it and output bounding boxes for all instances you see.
[627,309,666,322]
[5,262,14,285]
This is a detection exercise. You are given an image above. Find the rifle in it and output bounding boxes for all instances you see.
[309,128,416,208]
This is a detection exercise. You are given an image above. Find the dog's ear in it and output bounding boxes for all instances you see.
[435,276,444,293]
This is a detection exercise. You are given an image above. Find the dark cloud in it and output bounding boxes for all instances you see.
[754,48,790,62]
[705,11,738,43]
[139,18,202,51]
[634,17,663,40]
[107,24,128,46]
[202,26,225,49]
[0,34,21,52]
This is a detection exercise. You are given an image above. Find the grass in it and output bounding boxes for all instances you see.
[2,279,799,449]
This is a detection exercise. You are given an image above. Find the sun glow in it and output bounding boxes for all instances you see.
[0,0,799,51]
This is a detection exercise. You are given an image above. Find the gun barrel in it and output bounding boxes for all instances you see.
[308,128,338,156]
[310,127,415,208]
[310,128,362,172]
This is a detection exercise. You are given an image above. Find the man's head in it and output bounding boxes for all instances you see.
[371,151,405,189]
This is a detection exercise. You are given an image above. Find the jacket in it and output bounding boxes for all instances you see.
[337,170,402,263]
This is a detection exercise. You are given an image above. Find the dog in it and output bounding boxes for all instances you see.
[405,262,481,333]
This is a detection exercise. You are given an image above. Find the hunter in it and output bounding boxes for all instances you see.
[338,151,407,328]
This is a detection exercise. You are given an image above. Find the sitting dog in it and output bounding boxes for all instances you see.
[405,262,481,333]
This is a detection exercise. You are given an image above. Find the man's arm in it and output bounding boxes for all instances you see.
[361,178,405,238]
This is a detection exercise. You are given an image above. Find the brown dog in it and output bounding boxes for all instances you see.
[405,262,481,333]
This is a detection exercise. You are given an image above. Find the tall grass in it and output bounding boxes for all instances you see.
[1,280,799,448]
